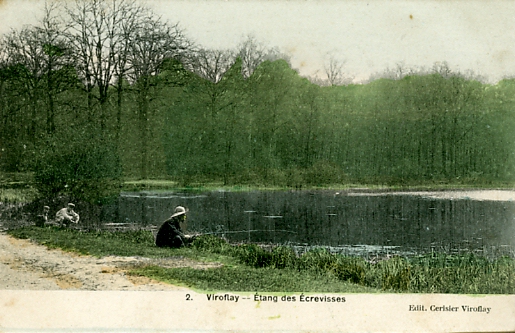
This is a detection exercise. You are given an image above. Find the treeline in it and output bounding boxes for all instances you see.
[1,0,514,201]
[166,60,515,186]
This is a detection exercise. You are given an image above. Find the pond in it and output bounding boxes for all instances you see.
[109,190,515,257]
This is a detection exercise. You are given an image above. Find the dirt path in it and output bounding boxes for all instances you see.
[0,232,221,290]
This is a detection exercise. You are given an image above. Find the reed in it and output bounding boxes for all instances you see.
[191,235,515,293]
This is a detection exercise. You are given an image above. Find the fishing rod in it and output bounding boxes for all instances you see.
[198,229,297,235]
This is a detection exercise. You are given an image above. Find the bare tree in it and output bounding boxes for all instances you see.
[1,2,71,138]
[111,0,144,141]
[367,62,417,83]
[61,0,142,129]
[324,55,346,86]
[431,61,453,78]
[1,28,45,141]
[186,35,288,83]
[37,2,73,134]
[188,48,234,83]
[237,35,288,78]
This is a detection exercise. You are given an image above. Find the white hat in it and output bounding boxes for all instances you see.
[171,206,187,218]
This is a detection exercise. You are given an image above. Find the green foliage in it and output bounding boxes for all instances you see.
[164,63,515,186]
[4,32,515,187]
[33,131,122,203]
[304,161,345,185]
[1,2,515,187]
[330,257,367,285]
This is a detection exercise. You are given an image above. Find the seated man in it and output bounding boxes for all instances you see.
[35,206,50,227]
[155,206,196,248]
[55,203,80,227]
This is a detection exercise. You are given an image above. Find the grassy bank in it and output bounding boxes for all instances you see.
[121,178,515,192]
[6,227,515,294]
[2,170,515,202]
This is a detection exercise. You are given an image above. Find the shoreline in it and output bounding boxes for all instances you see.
[345,189,515,201]
[120,188,515,202]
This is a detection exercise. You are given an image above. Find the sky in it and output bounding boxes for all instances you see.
[1,0,515,83]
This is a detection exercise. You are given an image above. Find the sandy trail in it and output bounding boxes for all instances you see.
[0,232,220,291]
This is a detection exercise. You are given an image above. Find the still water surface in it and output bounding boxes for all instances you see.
[110,190,515,256]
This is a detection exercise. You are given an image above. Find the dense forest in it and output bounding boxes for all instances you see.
[1,0,515,201]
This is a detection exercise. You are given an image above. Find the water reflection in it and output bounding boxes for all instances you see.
[111,190,515,256]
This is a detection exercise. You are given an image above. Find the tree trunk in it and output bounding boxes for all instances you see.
[138,81,150,180]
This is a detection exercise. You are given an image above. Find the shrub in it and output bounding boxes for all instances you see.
[285,168,305,189]
[33,133,121,203]
[304,160,345,186]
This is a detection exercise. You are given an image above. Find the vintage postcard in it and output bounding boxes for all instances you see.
[0,0,514,332]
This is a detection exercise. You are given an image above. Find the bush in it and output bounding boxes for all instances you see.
[285,168,305,188]
[33,133,121,203]
[304,160,345,186]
